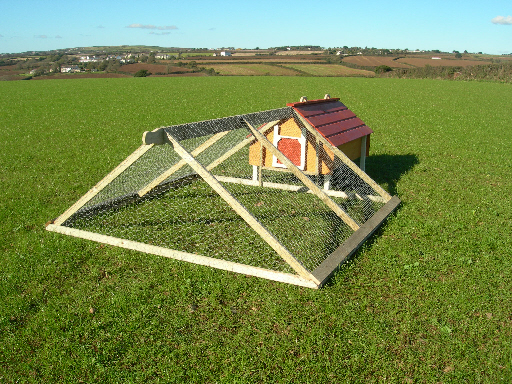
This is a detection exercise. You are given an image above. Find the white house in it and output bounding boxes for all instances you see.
[79,56,101,63]
[220,51,232,56]
[61,65,80,73]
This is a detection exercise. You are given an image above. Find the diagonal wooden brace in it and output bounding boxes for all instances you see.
[245,120,361,232]
[138,130,230,197]
[54,144,154,226]
[165,131,320,284]
[205,120,279,172]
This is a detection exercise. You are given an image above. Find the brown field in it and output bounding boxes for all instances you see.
[342,56,413,68]
[184,55,325,64]
[275,50,324,55]
[119,63,194,74]
[282,64,375,77]
[208,64,299,76]
[343,54,495,69]
[0,65,26,79]
[397,57,493,67]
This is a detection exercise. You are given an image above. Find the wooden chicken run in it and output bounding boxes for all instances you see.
[46,95,400,289]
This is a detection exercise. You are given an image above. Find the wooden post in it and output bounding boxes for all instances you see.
[315,137,320,185]
[258,142,263,187]
[165,131,320,284]
[245,120,360,232]
[360,135,367,172]
[252,165,258,181]
[323,174,331,191]
[53,144,154,225]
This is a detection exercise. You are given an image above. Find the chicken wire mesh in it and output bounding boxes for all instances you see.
[57,107,387,276]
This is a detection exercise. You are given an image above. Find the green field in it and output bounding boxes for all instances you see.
[282,64,375,77]
[1,77,511,382]
[208,63,300,76]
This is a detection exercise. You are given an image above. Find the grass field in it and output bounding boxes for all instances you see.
[282,64,375,77]
[396,58,493,68]
[1,77,511,382]
[342,55,496,69]
[207,64,299,76]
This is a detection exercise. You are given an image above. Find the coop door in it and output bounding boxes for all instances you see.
[272,124,306,170]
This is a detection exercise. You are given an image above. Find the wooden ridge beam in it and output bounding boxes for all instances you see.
[205,120,279,172]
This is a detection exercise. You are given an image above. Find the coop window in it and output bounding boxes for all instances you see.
[272,124,306,170]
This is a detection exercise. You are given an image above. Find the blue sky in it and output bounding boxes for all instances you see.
[1,0,511,54]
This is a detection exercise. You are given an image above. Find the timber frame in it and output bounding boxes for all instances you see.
[46,106,400,289]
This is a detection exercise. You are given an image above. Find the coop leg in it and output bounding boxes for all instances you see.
[323,174,331,190]
[360,136,367,172]
[252,165,258,181]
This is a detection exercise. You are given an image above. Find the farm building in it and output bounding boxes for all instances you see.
[248,95,372,188]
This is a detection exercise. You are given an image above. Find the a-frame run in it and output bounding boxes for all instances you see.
[47,103,400,289]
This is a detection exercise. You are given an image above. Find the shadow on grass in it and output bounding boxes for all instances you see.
[365,153,419,196]
[321,154,418,288]
[320,222,391,289]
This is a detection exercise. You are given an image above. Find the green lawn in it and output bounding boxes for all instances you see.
[1,77,511,382]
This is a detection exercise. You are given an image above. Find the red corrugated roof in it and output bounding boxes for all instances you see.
[288,98,373,147]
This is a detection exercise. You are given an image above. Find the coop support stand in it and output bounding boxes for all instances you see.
[323,174,331,191]
[165,131,320,285]
[245,120,360,232]
[360,135,367,172]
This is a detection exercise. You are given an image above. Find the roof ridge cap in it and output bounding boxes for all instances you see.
[287,98,340,107]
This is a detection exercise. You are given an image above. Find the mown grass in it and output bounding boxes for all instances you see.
[1,77,511,383]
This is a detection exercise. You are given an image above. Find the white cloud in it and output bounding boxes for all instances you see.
[127,23,177,30]
[150,32,172,35]
[55,35,62,39]
[34,35,48,39]
[491,15,512,25]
